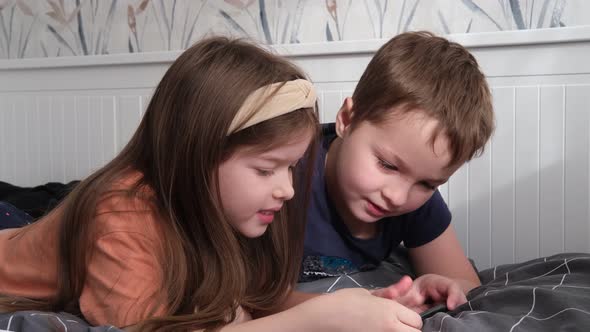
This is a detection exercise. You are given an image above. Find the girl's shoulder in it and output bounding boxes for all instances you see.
[82,173,169,327]
[93,171,163,242]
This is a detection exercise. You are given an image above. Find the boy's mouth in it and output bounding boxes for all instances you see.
[365,200,388,218]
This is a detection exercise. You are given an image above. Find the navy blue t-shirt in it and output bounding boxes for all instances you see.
[303,123,451,275]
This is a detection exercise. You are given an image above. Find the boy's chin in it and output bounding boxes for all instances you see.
[351,209,384,223]
[354,207,403,222]
[360,215,384,223]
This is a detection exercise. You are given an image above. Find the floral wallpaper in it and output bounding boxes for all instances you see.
[0,0,587,59]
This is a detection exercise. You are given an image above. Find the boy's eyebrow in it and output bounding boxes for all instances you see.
[376,146,410,170]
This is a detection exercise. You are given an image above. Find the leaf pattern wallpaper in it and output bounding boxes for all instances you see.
[0,0,587,59]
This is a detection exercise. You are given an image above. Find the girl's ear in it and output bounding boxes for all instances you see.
[335,97,354,138]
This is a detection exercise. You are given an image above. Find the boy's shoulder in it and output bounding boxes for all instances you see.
[321,122,337,141]
[312,122,337,161]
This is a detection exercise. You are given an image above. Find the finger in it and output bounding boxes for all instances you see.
[395,305,423,330]
[397,326,421,332]
[372,287,402,300]
[372,275,413,300]
[427,290,445,303]
[391,275,413,296]
[409,303,429,313]
[371,289,390,299]
[426,278,455,300]
[446,287,468,310]
[387,284,426,308]
[401,290,427,308]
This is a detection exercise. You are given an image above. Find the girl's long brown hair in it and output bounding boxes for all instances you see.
[0,37,319,331]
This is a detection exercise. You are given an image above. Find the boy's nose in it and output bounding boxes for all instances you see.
[382,184,410,208]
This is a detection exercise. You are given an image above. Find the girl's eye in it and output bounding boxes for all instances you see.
[288,159,302,172]
[256,169,274,177]
[378,158,398,171]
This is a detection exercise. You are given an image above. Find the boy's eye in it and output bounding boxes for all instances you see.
[256,169,274,177]
[378,158,398,171]
[420,181,436,190]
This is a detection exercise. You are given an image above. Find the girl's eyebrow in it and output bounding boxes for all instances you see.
[255,155,293,165]
[255,155,283,163]
[257,153,304,166]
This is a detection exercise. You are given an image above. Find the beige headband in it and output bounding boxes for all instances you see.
[227,79,317,135]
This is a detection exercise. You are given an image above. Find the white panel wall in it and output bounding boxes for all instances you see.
[0,94,148,186]
[1,27,590,269]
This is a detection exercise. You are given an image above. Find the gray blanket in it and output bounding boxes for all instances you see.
[423,253,590,331]
[296,252,590,332]
[0,310,121,331]
[2,253,589,331]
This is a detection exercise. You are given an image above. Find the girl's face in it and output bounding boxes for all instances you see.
[218,130,313,238]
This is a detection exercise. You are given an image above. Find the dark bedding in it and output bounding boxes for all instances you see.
[0,180,78,218]
[297,252,590,331]
[0,310,123,331]
[421,253,590,331]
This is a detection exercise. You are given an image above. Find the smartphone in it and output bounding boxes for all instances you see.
[419,303,448,320]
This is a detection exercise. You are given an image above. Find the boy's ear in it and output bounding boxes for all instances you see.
[335,97,354,137]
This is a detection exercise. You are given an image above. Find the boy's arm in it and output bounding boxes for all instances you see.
[408,225,480,294]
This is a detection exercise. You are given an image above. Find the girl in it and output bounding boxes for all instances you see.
[0,37,421,332]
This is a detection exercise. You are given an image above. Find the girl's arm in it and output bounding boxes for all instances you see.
[253,290,319,318]
[256,274,418,317]
[408,224,481,293]
[222,304,322,332]
[281,290,319,308]
[224,288,422,332]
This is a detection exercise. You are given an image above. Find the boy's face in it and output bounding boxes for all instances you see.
[330,100,460,229]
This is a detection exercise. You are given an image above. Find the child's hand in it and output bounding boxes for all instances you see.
[300,288,422,332]
[371,275,414,300]
[375,274,467,312]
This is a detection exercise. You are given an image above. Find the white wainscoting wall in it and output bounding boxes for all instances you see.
[1,27,589,269]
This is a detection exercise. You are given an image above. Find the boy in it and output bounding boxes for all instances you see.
[301,31,494,311]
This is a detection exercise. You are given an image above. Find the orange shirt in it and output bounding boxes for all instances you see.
[0,177,167,327]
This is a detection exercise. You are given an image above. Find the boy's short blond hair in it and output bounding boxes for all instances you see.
[351,31,494,167]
